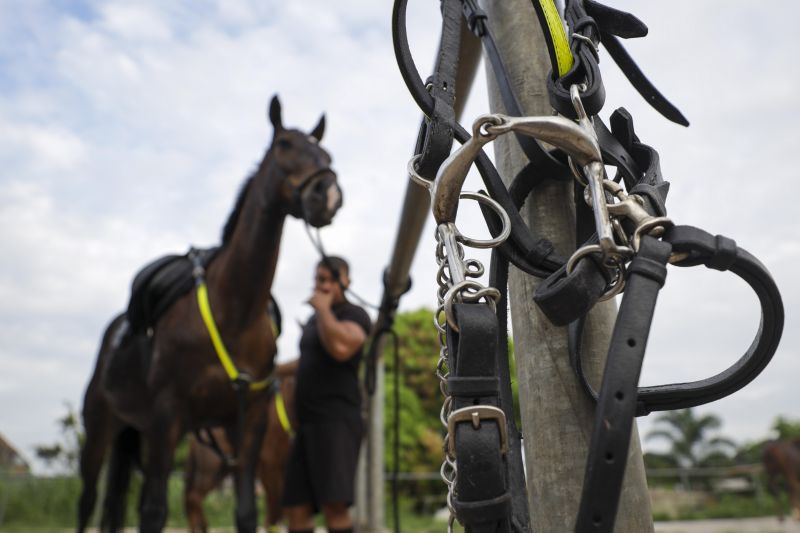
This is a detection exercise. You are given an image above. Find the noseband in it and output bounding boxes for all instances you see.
[289,166,336,219]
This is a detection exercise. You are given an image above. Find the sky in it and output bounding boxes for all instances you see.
[0,1,797,473]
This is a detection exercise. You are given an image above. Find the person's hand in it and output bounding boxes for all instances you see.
[307,289,334,311]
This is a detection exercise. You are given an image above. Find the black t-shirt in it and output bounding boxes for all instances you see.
[295,301,371,423]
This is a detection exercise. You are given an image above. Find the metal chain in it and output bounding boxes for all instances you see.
[432,220,502,531]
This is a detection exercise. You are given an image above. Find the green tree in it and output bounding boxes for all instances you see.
[772,416,800,439]
[645,408,736,468]
[35,402,84,474]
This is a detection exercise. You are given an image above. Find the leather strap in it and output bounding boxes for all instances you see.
[574,235,671,532]
[547,0,688,126]
[534,109,668,325]
[447,303,513,533]
[567,225,784,416]
[490,252,533,533]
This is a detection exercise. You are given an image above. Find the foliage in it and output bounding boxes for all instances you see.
[34,402,84,474]
[645,409,737,469]
[383,308,446,476]
[771,415,800,439]
[0,472,258,529]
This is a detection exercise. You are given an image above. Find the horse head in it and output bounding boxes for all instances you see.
[266,95,342,227]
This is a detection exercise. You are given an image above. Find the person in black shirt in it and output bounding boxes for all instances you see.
[282,256,371,533]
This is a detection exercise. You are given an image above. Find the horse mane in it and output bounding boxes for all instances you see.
[221,174,255,245]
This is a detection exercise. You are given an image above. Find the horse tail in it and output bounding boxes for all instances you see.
[77,314,128,533]
[100,426,140,532]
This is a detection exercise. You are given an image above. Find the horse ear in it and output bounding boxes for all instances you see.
[268,95,283,132]
[310,114,325,141]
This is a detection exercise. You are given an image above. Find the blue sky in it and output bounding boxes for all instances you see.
[0,1,798,473]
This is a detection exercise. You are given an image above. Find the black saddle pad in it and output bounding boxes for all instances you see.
[125,247,282,337]
[127,247,219,334]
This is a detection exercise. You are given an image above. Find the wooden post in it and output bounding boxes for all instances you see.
[481,0,654,531]
[354,19,483,533]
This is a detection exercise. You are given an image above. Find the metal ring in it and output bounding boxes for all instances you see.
[632,217,674,252]
[473,114,505,138]
[461,286,501,310]
[566,244,603,275]
[442,279,488,331]
[451,191,511,249]
[407,154,431,190]
[598,259,627,301]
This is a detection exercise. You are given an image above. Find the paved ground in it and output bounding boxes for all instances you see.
[654,517,800,533]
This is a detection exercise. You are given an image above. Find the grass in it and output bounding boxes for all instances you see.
[0,474,790,530]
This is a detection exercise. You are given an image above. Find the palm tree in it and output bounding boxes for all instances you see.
[645,408,737,469]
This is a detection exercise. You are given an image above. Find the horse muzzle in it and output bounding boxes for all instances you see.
[300,171,342,228]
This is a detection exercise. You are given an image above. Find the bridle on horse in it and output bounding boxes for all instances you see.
[393,0,784,532]
[189,152,334,467]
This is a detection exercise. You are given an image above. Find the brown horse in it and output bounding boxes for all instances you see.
[184,375,297,533]
[76,96,341,533]
[184,371,297,533]
[763,438,800,521]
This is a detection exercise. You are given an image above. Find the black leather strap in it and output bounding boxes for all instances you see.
[464,0,571,180]
[533,109,669,325]
[567,225,784,417]
[636,225,784,413]
[574,235,671,533]
[490,252,533,533]
[547,0,688,126]
[447,303,512,533]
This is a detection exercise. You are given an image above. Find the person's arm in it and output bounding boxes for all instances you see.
[275,359,298,377]
[313,306,367,362]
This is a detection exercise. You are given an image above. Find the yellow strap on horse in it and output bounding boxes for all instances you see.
[538,0,573,77]
[196,282,272,391]
[274,390,294,437]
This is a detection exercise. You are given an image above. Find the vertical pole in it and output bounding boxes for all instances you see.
[355,19,483,533]
[481,1,654,531]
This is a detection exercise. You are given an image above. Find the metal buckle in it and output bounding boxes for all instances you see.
[447,405,508,457]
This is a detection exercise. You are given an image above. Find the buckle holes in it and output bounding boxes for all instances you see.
[605,452,615,463]
[615,391,624,401]
[592,514,602,526]
[627,338,636,347]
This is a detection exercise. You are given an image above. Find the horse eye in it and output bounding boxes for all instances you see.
[275,138,292,150]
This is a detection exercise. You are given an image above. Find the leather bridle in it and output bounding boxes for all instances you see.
[390,1,785,532]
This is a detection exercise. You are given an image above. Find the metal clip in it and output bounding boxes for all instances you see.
[447,405,508,457]
[603,182,674,252]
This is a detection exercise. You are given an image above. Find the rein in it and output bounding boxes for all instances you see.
[393,1,784,532]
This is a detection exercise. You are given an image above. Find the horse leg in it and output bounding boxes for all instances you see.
[789,472,800,521]
[258,454,281,533]
[76,393,114,532]
[766,471,786,522]
[228,404,268,533]
[185,434,229,533]
[139,409,182,533]
[98,426,140,532]
[184,437,208,533]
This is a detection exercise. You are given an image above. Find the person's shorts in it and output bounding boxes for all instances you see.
[282,416,363,510]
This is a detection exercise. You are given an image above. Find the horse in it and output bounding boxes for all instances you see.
[763,438,800,521]
[184,370,297,533]
[76,95,341,533]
